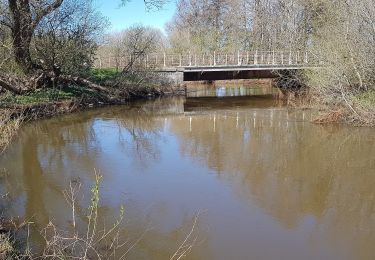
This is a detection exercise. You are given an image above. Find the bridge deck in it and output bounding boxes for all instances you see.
[156,65,317,73]
[95,51,322,81]
[95,51,322,71]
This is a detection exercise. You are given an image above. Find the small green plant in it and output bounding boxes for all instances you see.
[34,171,127,259]
[4,172,197,259]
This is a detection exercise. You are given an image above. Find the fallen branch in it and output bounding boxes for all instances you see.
[59,75,109,93]
[0,76,24,94]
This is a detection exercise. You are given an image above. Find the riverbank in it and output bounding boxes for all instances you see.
[0,69,185,153]
[303,89,375,126]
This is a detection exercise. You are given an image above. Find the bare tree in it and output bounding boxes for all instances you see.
[99,25,166,72]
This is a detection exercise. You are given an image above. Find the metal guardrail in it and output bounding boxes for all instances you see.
[94,51,322,70]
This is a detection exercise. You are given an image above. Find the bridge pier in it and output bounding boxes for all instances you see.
[154,71,184,86]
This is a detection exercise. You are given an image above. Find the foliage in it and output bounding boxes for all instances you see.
[303,0,375,124]
[33,0,109,76]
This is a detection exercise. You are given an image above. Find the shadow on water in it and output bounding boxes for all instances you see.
[0,83,375,259]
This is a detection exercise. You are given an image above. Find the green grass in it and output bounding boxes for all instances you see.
[352,90,375,108]
[89,68,120,83]
[0,85,98,107]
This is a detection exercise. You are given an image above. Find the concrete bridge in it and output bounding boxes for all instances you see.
[95,51,321,82]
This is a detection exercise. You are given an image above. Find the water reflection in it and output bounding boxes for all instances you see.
[0,96,375,260]
[186,82,277,98]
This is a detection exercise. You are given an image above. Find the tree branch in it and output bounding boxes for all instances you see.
[58,75,109,93]
[33,0,64,27]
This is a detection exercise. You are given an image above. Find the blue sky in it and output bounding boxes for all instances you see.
[94,0,177,33]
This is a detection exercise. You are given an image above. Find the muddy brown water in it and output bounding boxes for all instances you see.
[1,84,375,260]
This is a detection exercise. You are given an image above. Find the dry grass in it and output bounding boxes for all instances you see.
[0,218,24,259]
[307,90,375,126]
[0,109,22,153]
[21,173,129,260]
[0,233,14,258]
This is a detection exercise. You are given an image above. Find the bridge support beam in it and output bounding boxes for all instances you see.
[183,69,286,81]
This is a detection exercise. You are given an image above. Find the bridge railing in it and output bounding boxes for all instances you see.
[94,51,322,69]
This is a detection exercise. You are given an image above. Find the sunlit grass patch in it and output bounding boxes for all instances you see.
[90,68,120,83]
[0,89,73,106]
[352,90,375,109]
[0,85,101,107]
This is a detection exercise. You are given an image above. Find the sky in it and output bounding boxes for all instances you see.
[94,0,177,33]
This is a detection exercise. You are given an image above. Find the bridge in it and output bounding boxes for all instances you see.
[95,51,321,82]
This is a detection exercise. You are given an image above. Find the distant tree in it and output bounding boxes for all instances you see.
[167,0,311,52]
[98,25,167,72]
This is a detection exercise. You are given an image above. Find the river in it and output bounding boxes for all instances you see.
[0,84,375,260]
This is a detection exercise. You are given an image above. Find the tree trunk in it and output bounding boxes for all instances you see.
[8,0,36,74]
[12,30,34,73]
[7,0,64,75]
